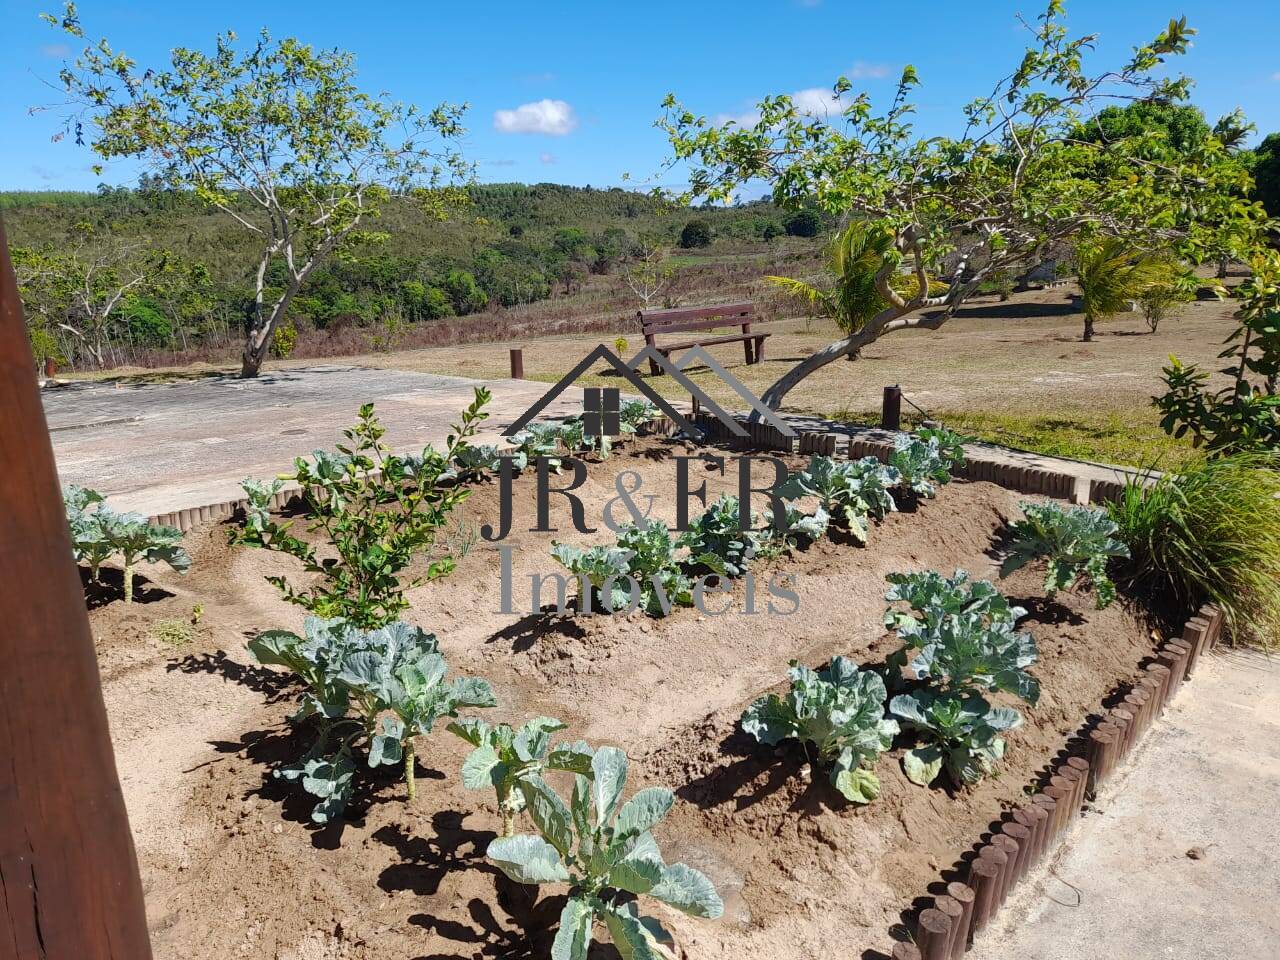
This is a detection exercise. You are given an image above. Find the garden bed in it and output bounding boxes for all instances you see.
[87,435,1159,960]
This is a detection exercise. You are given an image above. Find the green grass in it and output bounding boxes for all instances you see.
[829,407,1192,470]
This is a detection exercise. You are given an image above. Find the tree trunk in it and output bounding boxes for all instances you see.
[1082,314,1095,342]
[240,287,298,378]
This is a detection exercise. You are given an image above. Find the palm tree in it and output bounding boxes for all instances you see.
[1074,238,1170,342]
[765,221,905,359]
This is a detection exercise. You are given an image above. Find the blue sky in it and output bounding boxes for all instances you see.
[2,0,1278,193]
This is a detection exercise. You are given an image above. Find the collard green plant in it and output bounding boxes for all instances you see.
[884,569,1026,646]
[486,747,723,960]
[249,617,496,821]
[740,657,899,803]
[914,425,968,473]
[63,482,104,561]
[453,443,518,478]
[778,455,899,543]
[678,494,759,577]
[552,521,692,617]
[509,423,564,472]
[1001,501,1130,608]
[890,690,1022,787]
[448,717,594,836]
[758,503,830,556]
[233,390,490,628]
[619,399,659,433]
[888,435,951,500]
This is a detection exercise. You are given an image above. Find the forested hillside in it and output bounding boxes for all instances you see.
[6,182,821,372]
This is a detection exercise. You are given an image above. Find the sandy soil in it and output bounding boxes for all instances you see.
[88,437,1158,959]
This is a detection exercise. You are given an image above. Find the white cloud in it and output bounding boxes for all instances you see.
[493,99,578,135]
[41,43,70,58]
[848,60,892,79]
[714,86,848,126]
[539,152,557,165]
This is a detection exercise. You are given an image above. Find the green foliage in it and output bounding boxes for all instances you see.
[448,716,594,836]
[233,390,490,628]
[485,746,723,960]
[777,454,900,542]
[741,657,898,803]
[1000,501,1129,607]
[63,483,190,603]
[270,319,298,359]
[884,569,1039,704]
[758,503,830,555]
[888,434,952,500]
[1138,262,1196,332]
[1253,133,1280,220]
[679,219,713,248]
[552,522,692,617]
[1074,238,1172,339]
[249,617,495,821]
[678,494,759,578]
[783,210,821,237]
[1107,453,1280,645]
[913,425,969,472]
[1077,101,1212,155]
[890,689,1022,787]
[1155,251,1280,453]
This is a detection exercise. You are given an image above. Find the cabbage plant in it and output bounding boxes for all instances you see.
[1001,501,1130,608]
[453,443,518,477]
[678,494,759,577]
[741,656,899,803]
[63,482,104,561]
[778,455,900,543]
[914,425,969,473]
[890,690,1022,787]
[449,716,594,836]
[552,521,692,616]
[888,434,951,501]
[250,617,495,822]
[758,503,830,556]
[884,569,1027,651]
[509,423,564,472]
[94,509,192,603]
[486,747,723,960]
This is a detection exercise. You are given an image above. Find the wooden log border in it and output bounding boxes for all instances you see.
[892,602,1226,956]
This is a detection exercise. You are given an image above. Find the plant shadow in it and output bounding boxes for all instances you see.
[485,612,588,654]
[166,648,297,703]
[79,566,172,608]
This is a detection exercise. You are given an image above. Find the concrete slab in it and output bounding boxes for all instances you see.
[972,649,1280,960]
[41,365,587,516]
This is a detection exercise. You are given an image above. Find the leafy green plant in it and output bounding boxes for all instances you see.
[552,522,692,616]
[740,657,899,803]
[453,443,517,478]
[1107,453,1280,645]
[778,455,899,543]
[884,569,1038,704]
[1000,501,1130,607]
[889,690,1022,787]
[619,399,659,433]
[63,482,104,558]
[888,435,951,502]
[233,390,490,628]
[486,746,723,960]
[758,503,830,556]
[1074,237,1170,341]
[249,617,496,821]
[914,425,968,473]
[449,717,594,836]
[678,494,758,577]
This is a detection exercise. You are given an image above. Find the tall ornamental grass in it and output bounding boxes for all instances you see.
[1107,453,1280,646]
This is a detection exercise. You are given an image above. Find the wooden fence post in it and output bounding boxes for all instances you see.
[509,347,524,379]
[0,214,154,958]
[881,385,902,431]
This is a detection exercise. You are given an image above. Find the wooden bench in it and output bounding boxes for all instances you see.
[638,301,769,376]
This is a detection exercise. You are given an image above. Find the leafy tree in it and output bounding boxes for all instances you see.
[1253,133,1280,221]
[1077,100,1211,154]
[658,6,1263,412]
[1074,238,1170,341]
[443,269,488,314]
[783,209,821,237]
[679,218,712,248]
[42,3,471,377]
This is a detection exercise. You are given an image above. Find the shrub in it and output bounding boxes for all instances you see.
[889,690,1022,787]
[1000,501,1130,607]
[249,617,496,821]
[1106,453,1280,644]
[783,209,821,237]
[449,717,594,836]
[271,319,298,359]
[233,392,490,628]
[485,747,723,959]
[778,455,899,543]
[679,219,713,248]
[741,657,899,803]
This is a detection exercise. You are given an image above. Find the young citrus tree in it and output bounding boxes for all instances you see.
[658,3,1263,413]
[41,2,471,377]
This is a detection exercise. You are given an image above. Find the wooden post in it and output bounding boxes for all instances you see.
[881,384,902,431]
[509,347,524,379]
[0,214,154,958]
